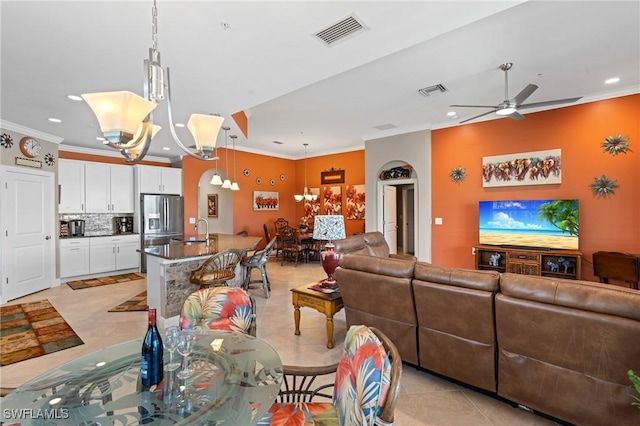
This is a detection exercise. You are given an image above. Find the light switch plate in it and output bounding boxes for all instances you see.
[189,217,196,224]
[435,217,443,225]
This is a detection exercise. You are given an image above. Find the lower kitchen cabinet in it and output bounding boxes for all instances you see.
[60,238,90,277]
[89,235,140,274]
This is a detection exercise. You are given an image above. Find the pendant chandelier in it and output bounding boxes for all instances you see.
[81,0,224,163]
[221,130,232,189]
[294,143,317,202]
[210,127,229,185]
[230,134,240,191]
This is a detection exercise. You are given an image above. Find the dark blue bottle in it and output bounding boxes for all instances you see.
[140,308,163,388]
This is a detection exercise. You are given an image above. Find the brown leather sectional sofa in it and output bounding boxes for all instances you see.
[334,232,640,426]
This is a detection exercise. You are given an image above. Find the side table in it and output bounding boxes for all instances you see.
[291,282,344,349]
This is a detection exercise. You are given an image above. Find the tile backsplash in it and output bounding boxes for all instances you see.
[59,213,133,236]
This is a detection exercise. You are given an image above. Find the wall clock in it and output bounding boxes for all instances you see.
[19,137,41,158]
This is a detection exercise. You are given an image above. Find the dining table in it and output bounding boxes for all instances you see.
[0,330,283,425]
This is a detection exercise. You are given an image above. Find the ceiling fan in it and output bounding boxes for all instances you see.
[451,63,582,124]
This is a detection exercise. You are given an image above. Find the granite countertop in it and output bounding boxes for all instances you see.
[141,233,262,260]
[60,233,139,239]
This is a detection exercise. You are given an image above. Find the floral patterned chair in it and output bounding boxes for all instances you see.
[258,325,402,426]
[179,287,256,336]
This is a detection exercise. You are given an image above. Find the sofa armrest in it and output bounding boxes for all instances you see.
[338,253,416,278]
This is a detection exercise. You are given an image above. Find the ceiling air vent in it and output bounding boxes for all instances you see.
[417,84,448,97]
[272,140,284,145]
[373,123,397,131]
[313,14,368,46]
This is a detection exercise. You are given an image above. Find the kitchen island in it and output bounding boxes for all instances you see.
[142,233,262,328]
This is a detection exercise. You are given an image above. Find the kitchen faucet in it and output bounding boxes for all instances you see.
[196,218,209,246]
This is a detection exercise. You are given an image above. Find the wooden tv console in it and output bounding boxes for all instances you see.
[475,244,582,280]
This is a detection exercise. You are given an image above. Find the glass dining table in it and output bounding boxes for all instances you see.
[1,331,283,425]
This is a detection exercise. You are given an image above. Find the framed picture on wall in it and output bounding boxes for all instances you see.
[207,194,218,217]
[253,191,279,211]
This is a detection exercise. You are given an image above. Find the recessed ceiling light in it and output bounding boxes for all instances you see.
[48,118,61,123]
[605,77,620,84]
[162,147,171,151]
[175,123,185,128]
[67,95,83,101]
[447,111,456,117]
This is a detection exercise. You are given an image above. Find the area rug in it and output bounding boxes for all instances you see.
[0,299,84,366]
[108,291,148,312]
[66,273,145,290]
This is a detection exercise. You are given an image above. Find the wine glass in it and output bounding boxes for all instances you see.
[164,326,180,371]
[176,330,196,379]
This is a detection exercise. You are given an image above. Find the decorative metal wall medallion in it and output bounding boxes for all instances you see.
[243,168,250,177]
[1,133,13,148]
[44,153,56,166]
[255,177,262,185]
[450,166,466,184]
[590,175,619,198]
[601,134,631,155]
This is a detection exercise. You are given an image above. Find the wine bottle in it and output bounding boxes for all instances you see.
[140,308,164,389]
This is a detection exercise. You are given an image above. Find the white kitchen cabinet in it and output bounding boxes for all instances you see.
[59,238,90,277]
[90,235,140,274]
[59,159,85,213]
[137,165,182,195]
[85,163,134,213]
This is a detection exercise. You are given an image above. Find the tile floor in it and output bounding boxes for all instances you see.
[0,258,561,425]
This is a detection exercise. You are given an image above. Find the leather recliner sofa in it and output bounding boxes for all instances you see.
[333,232,640,426]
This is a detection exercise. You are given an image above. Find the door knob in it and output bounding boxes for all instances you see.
[45,236,51,240]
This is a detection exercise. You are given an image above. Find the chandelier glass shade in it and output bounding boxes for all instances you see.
[80,0,223,163]
[221,129,232,189]
[294,143,317,202]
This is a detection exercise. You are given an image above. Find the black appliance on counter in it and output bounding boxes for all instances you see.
[69,219,85,237]
[115,216,134,234]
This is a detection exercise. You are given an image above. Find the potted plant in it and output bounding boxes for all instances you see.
[629,370,640,409]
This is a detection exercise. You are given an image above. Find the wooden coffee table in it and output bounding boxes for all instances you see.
[291,282,344,349]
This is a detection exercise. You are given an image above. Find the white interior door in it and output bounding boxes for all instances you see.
[1,166,55,301]
[383,185,397,254]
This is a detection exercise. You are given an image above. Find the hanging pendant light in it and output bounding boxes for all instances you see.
[221,128,232,189]
[210,126,228,185]
[81,0,224,163]
[230,134,240,191]
[294,143,317,202]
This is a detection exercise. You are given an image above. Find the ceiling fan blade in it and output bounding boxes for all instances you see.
[460,109,496,124]
[450,104,498,109]
[511,84,538,106]
[518,96,583,110]
[507,111,525,121]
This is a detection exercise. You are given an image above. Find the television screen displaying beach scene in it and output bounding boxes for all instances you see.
[479,199,579,250]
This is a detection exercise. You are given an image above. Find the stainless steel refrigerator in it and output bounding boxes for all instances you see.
[140,194,184,272]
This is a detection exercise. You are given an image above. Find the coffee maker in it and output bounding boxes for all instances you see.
[69,219,85,237]
[115,216,134,234]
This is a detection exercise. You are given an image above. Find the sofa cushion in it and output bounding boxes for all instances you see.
[363,232,391,257]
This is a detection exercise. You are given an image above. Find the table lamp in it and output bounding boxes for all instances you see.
[312,215,346,286]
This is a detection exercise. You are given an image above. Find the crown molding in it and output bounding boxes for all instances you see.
[0,120,64,144]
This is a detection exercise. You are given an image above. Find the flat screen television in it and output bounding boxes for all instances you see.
[478,199,579,250]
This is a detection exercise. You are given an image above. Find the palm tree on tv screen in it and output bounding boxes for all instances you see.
[538,200,579,236]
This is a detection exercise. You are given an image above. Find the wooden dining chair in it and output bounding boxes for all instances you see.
[259,325,402,425]
[280,225,305,266]
[273,217,289,235]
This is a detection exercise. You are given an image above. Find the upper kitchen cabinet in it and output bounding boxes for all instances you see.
[85,163,134,213]
[59,159,85,213]
[136,165,182,195]
[59,160,134,214]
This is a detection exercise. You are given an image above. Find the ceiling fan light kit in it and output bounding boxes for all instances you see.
[452,62,582,124]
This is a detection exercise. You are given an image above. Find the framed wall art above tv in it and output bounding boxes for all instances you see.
[482,149,561,187]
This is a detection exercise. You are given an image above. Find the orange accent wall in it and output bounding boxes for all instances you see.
[431,94,640,281]
[182,149,365,246]
[231,111,249,139]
